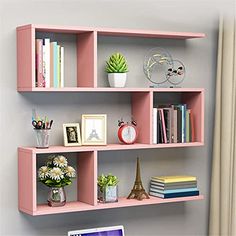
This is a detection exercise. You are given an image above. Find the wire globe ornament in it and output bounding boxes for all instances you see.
[143,47,186,87]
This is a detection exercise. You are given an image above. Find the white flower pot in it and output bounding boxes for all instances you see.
[108,73,127,88]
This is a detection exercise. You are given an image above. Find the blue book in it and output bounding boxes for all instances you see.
[52,42,58,88]
[150,187,198,194]
[149,190,199,199]
[175,104,187,142]
[182,104,187,142]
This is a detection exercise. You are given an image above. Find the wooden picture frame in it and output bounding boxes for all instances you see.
[82,114,107,145]
[63,123,81,146]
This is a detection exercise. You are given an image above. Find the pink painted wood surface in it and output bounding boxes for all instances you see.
[77,32,97,87]
[17,27,35,90]
[18,87,204,92]
[18,148,36,215]
[132,92,153,144]
[17,24,205,39]
[182,90,204,142]
[32,195,203,215]
[17,24,93,33]
[98,29,205,39]
[77,151,97,206]
[19,142,204,155]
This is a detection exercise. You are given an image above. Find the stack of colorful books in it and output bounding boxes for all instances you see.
[35,38,64,88]
[149,175,199,199]
[152,104,194,144]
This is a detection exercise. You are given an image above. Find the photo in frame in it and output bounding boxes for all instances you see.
[63,123,81,146]
[81,114,107,145]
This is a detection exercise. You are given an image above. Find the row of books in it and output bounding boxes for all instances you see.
[152,104,195,144]
[35,38,64,88]
[149,175,199,199]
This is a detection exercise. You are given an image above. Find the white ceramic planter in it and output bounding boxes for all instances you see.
[108,73,127,88]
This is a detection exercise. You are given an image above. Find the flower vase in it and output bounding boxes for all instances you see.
[98,185,118,203]
[47,187,66,207]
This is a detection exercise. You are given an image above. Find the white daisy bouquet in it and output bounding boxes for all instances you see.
[38,155,76,188]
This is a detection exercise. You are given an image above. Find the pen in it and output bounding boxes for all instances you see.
[49,120,53,129]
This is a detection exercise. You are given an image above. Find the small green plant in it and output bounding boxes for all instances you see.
[105,52,128,73]
[97,173,119,192]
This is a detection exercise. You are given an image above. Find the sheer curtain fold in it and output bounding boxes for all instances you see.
[209,16,236,236]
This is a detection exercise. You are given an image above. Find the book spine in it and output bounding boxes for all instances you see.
[163,109,171,143]
[57,45,61,88]
[44,38,50,88]
[36,39,44,87]
[190,110,195,142]
[153,108,157,144]
[176,107,182,143]
[150,183,197,190]
[149,190,199,199]
[182,104,187,142]
[149,187,198,194]
[151,180,197,187]
[151,177,197,183]
[173,109,178,143]
[159,109,167,143]
[53,42,58,88]
[186,109,190,142]
[60,46,64,88]
[157,110,163,143]
[50,43,54,88]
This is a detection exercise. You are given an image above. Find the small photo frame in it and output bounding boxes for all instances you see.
[82,114,107,145]
[63,123,81,146]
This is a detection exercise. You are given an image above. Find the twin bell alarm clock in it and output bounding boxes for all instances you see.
[118,119,138,144]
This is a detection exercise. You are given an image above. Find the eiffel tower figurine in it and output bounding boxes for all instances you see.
[127,157,150,201]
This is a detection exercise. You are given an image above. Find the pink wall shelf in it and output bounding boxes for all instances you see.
[17,24,205,216]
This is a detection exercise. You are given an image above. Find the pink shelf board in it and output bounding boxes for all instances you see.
[17,24,205,39]
[18,87,204,93]
[98,29,205,39]
[18,142,204,155]
[28,195,203,216]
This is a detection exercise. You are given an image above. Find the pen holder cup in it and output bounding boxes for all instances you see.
[34,129,51,148]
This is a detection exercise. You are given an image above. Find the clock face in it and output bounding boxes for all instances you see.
[121,126,137,143]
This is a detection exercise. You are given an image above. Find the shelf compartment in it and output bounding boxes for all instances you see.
[152,89,204,144]
[18,148,97,215]
[17,25,96,90]
[32,195,203,216]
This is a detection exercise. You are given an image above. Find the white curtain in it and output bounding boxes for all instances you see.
[209,16,236,236]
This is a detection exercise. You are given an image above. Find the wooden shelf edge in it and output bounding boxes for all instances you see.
[27,195,203,216]
[17,87,204,93]
[16,24,205,39]
[18,142,204,154]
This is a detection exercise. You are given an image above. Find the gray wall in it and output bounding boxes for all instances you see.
[0,0,231,235]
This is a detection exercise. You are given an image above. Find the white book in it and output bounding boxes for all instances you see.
[43,38,50,88]
[153,108,157,144]
[60,46,64,88]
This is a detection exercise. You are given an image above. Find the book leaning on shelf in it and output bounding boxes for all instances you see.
[35,38,64,88]
[152,104,195,144]
[149,175,199,199]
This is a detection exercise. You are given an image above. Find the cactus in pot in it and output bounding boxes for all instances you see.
[105,52,128,88]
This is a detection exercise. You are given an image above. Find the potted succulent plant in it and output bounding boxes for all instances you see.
[38,154,76,207]
[105,52,128,88]
[97,173,119,203]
